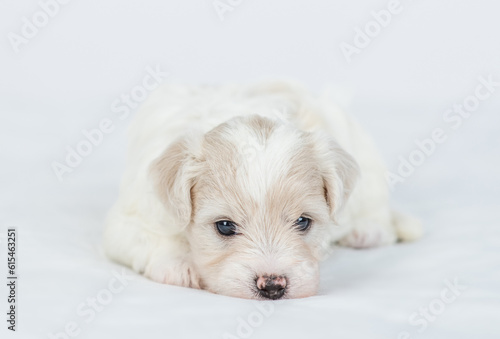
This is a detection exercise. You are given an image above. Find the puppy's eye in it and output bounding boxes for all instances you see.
[294,216,312,232]
[215,220,237,236]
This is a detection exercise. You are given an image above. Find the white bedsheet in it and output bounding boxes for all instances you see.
[1,100,499,339]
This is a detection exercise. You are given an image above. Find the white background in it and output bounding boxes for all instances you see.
[1,1,499,339]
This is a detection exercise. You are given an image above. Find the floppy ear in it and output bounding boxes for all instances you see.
[316,136,360,221]
[149,135,201,229]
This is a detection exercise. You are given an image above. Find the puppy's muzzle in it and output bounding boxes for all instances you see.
[256,275,287,300]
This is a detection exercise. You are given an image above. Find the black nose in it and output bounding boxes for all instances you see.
[256,275,287,300]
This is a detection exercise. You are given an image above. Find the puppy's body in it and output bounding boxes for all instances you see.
[104,82,421,299]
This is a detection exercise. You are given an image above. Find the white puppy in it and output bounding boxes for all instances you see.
[103,81,422,299]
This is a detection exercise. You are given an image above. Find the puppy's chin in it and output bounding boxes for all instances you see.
[202,275,320,300]
[213,287,319,300]
[191,247,322,300]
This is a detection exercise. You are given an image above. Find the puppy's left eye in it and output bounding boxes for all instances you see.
[294,216,312,232]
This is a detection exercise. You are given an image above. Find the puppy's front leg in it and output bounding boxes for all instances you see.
[104,215,200,289]
[337,218,397,249]
[337,210,422,249]
[140,236,201,289]
[144,256,200,288]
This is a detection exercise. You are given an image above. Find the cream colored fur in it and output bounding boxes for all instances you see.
[103,81,422,299]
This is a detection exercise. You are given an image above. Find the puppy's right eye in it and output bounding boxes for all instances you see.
[215,220,237,236]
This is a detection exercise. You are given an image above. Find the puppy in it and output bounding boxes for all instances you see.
[103,81,422,299]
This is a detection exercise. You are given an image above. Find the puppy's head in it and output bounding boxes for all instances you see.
[151,115,358,299]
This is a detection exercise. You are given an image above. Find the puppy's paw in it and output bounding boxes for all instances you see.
[338,223,397,249]
[392,211,423,242]
[144,258,201,289]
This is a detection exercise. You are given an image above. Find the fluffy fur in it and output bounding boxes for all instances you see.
[103,81,422,299]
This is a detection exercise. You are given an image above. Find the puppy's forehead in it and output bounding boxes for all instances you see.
[197,115,323,214]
